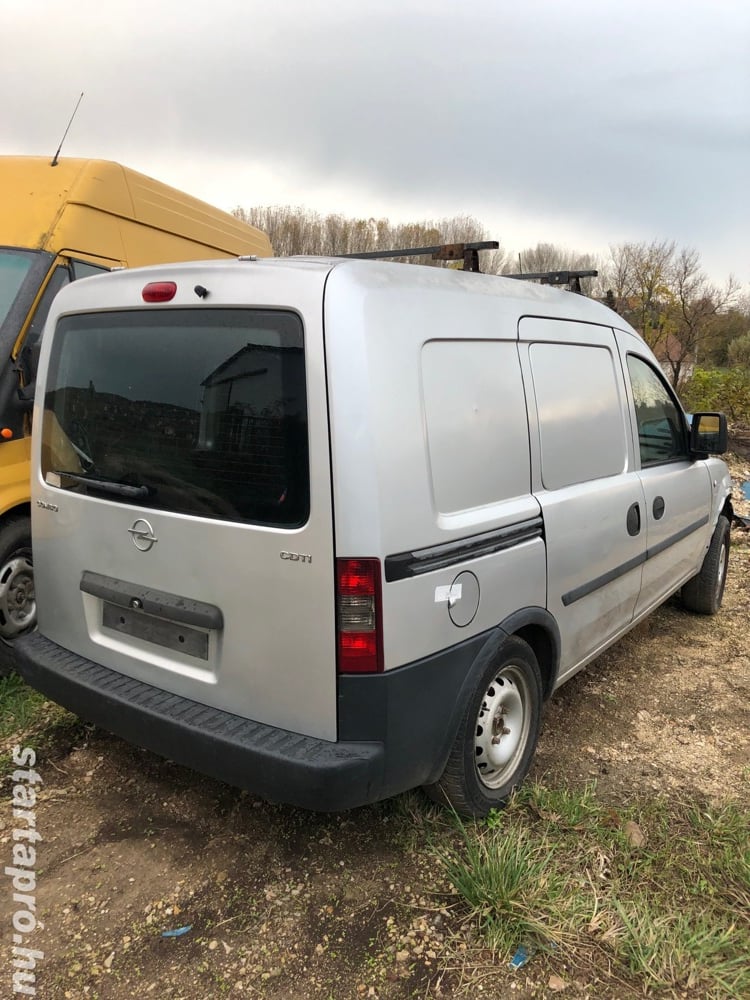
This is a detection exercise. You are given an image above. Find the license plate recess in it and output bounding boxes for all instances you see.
[102,602,209,660]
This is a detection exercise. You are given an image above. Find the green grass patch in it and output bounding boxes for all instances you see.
[0,672,47,739]
[613,897,749,996]
[0,673,88,768]
[436,816,576,955]
[435,783,750,997]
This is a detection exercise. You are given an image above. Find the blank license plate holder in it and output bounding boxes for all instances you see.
[102,602,209,660]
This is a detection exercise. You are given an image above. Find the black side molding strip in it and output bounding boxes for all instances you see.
[646,514,709,560]
[561,514,710,607]
[561,552,647,607]
[385,516,544,583]
[80,571,224,630]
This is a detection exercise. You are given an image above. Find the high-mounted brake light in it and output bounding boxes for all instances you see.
[142,281,177,303]
[336,558,383,674]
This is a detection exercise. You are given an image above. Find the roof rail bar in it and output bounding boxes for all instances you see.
[338,241,499,273]
[504,269,598,294]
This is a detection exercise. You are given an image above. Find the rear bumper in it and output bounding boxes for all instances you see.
[16,626,497,810]
[15,632,384,811]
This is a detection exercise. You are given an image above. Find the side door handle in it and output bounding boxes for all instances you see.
[626,502,641,537]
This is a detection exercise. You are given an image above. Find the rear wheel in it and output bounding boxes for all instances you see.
[425,636,543,816]
[0,516,35,676]
[681,515,730,616]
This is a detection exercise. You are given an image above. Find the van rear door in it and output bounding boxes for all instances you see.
[35,271,337,740]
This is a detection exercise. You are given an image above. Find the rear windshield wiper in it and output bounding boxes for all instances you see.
[50,471,150,499]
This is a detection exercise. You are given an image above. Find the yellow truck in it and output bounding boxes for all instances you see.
[0,156,272,671]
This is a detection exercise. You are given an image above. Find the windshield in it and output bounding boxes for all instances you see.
[42,308,310,527]
[0,248,37,327]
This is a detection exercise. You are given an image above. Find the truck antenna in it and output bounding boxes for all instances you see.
[51,92,84,167]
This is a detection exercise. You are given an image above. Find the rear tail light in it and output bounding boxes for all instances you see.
[336,558,383,674]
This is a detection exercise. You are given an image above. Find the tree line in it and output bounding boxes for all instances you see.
[234,205,749,409]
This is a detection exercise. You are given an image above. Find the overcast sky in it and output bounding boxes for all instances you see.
[3,0,748,286]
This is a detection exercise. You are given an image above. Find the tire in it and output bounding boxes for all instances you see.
[681,514,730,616]
[0,516,35,676]
[425,636,543,817]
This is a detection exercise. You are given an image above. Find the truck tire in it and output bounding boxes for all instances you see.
[424,636,542,817]
[0,516,35,676]
[681,515,730,616]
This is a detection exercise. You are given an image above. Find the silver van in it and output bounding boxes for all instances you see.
[15,256,732,815]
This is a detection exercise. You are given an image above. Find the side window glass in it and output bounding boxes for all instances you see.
[626,355,688,466]
[25,266,71,351]
[71,260,110,280]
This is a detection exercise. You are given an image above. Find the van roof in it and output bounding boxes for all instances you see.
[50,256,634,332]
[0,156,271,260]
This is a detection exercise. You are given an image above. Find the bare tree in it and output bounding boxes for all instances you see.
[601,240,741,387]
[234,208,743,379]
[503,242,602,295]
[601,240,676,354]
[232,206,507,270]
[664,248,741,385]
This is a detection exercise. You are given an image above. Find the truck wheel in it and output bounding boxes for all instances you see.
[0,517,35,676]
[425,636,542,817]
[681,515,730,616]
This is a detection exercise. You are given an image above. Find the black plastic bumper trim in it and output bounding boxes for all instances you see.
[15,632,382,812]
[16,616,556,810]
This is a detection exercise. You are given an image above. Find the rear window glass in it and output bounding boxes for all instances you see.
[42,308,309,527]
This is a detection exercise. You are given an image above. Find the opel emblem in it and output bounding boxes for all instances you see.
[128,518,158,552]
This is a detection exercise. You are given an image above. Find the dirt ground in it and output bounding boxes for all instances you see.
[1,459,748,1000]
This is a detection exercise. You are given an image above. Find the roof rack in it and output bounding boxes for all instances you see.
[338,242,598,293]
[338,241,499,273]
[504,269,598,294]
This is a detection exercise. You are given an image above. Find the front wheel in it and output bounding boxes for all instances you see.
[0,516,35,676]
[681,515,730,616]
[425,636,543,816]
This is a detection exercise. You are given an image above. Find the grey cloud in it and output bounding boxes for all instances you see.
[1,0,748,283]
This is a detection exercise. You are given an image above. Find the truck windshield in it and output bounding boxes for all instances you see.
[0,248,36,327]
[42,308,310,527]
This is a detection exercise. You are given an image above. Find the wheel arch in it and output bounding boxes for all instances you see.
[500,607,561,701]
[1,501,31,525]
[425,607,560,785]
[721,495,734,526]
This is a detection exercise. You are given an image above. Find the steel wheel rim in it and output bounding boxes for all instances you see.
[474,663,531,789]
[0,553,36,641]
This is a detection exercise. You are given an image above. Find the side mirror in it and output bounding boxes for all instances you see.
[13,340,40,413]
[19,339,42,382]
[690,412,728,456]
